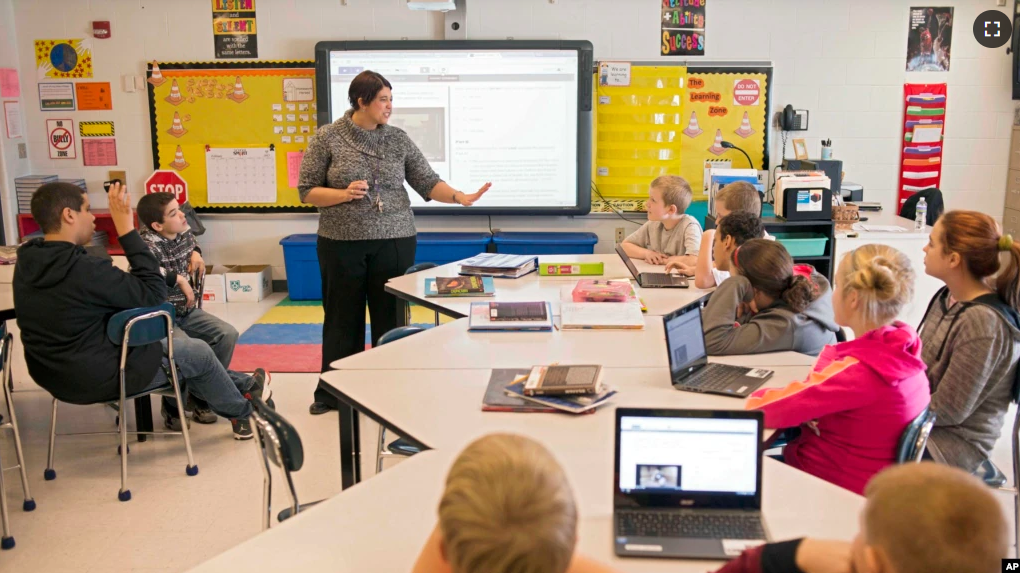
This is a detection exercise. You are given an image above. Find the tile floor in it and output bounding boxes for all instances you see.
[0,293,1018,571]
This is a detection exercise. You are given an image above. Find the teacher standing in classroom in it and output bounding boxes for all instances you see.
[299,70,490,415]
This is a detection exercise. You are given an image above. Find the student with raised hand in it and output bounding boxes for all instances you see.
[702,239,838,356]
[918,210,1020,471]
[412,433,618,573]
[745,245,930,494]
[713,463,1008,573]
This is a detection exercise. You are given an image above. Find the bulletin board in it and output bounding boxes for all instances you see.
[593,61,772,212]
[147,61,318,212]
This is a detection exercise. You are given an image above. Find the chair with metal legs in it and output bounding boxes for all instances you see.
[0,329,35,550]
[375,326,426,473]
[251,397,319,528]
[404,262,440,327]
[43,303,198,501]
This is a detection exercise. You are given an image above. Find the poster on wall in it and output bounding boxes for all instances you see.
[46,118,76,160]
[906,7,953,72]
[897,83,947,208]
[212,0,258,59]
[39,82,75,110]
[34,39,93,79]
[661,0,706,56]
[75,82,113,111]
[4,101,23,139]
[83,138,118,166]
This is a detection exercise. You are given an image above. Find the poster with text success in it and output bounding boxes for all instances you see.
[661,0,706,56]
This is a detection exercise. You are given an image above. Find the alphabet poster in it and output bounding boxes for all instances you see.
[661,0,706,56]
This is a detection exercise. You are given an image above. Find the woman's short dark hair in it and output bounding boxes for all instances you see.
[348,70,392,110]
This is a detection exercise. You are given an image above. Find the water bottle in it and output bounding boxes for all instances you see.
[915,197,927,231]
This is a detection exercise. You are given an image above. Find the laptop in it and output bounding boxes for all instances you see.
[664,301,773,397]
[613,407,769,560]
[615,244,688,288]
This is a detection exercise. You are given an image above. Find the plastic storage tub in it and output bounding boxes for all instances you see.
[492,232,599,255]
[279,234,321,300]
[415,232,492,266]
[772,232,829,257]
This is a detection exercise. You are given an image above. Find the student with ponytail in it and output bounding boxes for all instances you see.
[919,210,1020,472]
[747,245,930,494]
[702,239,839,356]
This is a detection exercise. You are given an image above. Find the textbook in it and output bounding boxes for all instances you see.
[436,276,485,294]
[468,302,553,331]
[481,369,558,413]
[424,277,496,297]
[538,262,604,276]
[560,302,645,330]
[459,253,538,279]
[504,381,616,414]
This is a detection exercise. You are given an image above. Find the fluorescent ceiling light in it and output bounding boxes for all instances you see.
[407,0,456,10]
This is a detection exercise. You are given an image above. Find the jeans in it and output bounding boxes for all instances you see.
[177,308,239,370]
[147,334,254,420]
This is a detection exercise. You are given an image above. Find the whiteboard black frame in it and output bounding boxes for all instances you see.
[314,39,594,217]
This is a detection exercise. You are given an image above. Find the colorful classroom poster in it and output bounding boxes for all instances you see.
[34,39,93,79]
[212,0,258,59]
[79,120,115,137]
[38,82,75,110]
[46,118,76,159]
[83,138,117,166]
[0,68,20,98]
[661,0,706,56]
[906,7,953,72]
[897,83,947,208]
[74,82,112,111]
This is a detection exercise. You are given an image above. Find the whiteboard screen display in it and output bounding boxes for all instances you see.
[316,41,592,215]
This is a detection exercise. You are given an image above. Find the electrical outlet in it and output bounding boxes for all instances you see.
[615,227,625,244]
[757,170,768,186]
[17,143,27,159]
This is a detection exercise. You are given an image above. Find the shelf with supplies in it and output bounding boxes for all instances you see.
[17,211,138,256]
[704,214,835,282]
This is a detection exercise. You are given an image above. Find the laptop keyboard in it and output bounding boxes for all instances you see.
[681,364,750,392]
[616,510,765,539]
[642,273,684,286]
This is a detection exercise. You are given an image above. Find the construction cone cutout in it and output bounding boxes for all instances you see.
[164,79,184,105]
[226,76,249,103]
[682,111,703,138]
[148,60,167,87]
[707,129,726,155]
[167,112,187,138]
[734,111,755,138]
[170,145,189,170]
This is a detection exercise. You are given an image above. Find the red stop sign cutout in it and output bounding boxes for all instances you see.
[144,170,189,204]
[733,79,761,106]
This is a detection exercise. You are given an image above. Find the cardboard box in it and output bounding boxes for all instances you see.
[200,265,227,304]
[225,264,273,302]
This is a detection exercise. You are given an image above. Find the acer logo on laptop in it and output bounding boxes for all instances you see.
[679,499,695,506]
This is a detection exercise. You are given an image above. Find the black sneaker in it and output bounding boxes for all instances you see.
[186,397,217,424]
[161,399,191,431]
[246,368,274,408]
[231,417,253,440]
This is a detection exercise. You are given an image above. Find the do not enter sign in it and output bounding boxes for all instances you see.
[144,170,188,204]
[733,79,761,106]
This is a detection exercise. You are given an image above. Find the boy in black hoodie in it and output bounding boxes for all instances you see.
[13,182,269,440]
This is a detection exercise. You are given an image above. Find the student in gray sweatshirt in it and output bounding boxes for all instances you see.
[919,210,1020,472]
[703,239,839,356]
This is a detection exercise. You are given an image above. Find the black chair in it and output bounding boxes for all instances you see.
[895,406,936,463]
[250,397,320,527]
[405,262,440,327]
[375,326,426,473]
[898,188,944,227]
[43,303,198,502]
[835,328,848,343]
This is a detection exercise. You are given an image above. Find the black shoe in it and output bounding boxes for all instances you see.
[186,397,217,424]
[231,418,253,440]
[161,400,191,431]
[309,401,335,415]
[246,368,273,405]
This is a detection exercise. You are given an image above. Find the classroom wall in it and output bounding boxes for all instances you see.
[7,0,1014,279]
[0,0,28,246]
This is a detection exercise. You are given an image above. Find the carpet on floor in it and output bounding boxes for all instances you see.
[228,297,452,373]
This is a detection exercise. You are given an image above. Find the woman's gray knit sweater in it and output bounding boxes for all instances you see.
[298,110,442,241]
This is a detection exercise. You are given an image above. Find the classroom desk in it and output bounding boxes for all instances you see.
[385,254,714,320]
[321,362,814,489]
[189,447,864,573]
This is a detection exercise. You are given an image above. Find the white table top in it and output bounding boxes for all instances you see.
[385,255,714,318]
[332,317,818,370]
[837,210,930,239]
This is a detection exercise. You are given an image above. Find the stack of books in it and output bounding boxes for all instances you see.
[14,175,57,214]
[481,368,616,414]
[459,253,537,279]
[468,302,553,332]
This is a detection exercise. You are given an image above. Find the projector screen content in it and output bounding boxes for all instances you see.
[323,47,587,213]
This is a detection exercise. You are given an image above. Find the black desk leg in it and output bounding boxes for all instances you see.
[338,402,361,489]
[134,396,153,442]
[395,298,409,328]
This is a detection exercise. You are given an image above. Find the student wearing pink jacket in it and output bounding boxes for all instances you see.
[746,245,931,494]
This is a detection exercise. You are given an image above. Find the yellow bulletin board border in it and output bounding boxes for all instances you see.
[592,60,773,208]
[147,60,317,213]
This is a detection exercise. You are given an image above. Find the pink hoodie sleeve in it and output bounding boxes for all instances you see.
[746,356,876,428]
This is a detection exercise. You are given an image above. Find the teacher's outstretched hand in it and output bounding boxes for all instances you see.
[430,181,492,207]
[456,182,491,206]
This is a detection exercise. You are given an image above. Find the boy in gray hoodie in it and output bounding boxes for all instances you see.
[703,238,839,356]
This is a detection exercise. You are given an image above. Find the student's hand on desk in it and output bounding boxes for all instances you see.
[342,181,369,203]
[664,256,694,275]
[189,251,205,276]
[645,251,668,265]
[107,182,134,237]
[455,182,491,206]
[178,275,196,309]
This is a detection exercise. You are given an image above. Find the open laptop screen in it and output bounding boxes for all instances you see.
[614,244,641,280]
[665,304,707,377]
[618,415,759,496]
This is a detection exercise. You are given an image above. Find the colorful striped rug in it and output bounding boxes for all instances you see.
[228,297,451,373]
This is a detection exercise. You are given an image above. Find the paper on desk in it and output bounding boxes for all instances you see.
[853,223,906,233]
[561,301,645,329]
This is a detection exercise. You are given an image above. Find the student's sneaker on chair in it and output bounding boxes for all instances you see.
[245,368,274,409]
[161,398,191,431]
[231,417,253,440]
[185,397,217,424]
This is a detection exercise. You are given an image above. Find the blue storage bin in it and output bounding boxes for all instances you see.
[280,234,322,301]
[492,232,598,255]
[416,232,492,266]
